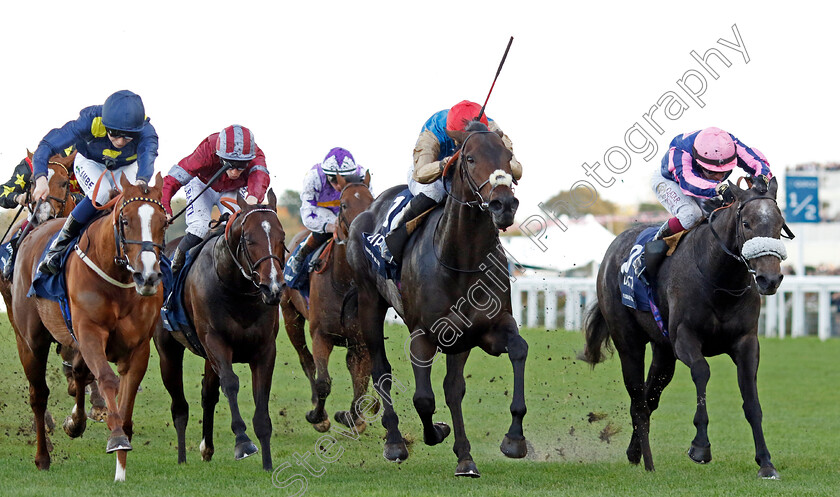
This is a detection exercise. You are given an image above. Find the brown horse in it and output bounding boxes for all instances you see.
[11,173,167,481]
[583,177,785,478]
[280,173,375,433]
[347,121,526,477]
[155,191,285,471]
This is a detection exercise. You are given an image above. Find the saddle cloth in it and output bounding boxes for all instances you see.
[361,188,413,282]
[282,239,331,302]
[161,239,211,358]
[618,227,668,336]
[28,231,83,337]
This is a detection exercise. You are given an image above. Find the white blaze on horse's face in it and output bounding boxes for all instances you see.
[262,220,282,292]
[137,204,158,278]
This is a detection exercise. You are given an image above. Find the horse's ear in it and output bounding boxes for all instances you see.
[236,190,248,210]
[266,189,277,209]
[335,174,348,190]
[446,129,468,145]
[65,149,77,163]
[768,176,778,198]
[27,149,33,160]
[152,172,163,189]
[363,169,371,187]
[120,173,132,191]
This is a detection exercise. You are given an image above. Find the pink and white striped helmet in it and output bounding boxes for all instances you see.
[215,125,257,161]
[692,127,737,172]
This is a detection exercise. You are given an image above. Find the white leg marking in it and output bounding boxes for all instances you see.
[114,454,126,482]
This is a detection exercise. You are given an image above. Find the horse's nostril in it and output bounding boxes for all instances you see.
[488,200,503,213]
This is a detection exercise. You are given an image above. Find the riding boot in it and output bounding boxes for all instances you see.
[644,218,681,281]
[38,214,84,275]
[2,231,21,280]
[382,193,438,265]
[287,233,321,277]
[170,233,202,279]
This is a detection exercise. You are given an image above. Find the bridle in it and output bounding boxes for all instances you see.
[443,131,514,211]
[113,196,167,271]
[223,207,285,289]
[27,161,73,219]
[335,182,370,245]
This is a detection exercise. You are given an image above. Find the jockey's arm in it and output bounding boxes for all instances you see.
[412,130,444,184]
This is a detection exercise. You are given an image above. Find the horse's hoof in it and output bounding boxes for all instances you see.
[234,440,259,460]
[383,441,409,462]
[88,406,108,422]
[44,411,56,434]
[355,421,367,434]
[688,443,712,464]
[34,456,51,471]
[63,414,86,438]
[455,460,481,478]
[425,422,451,446]
[500,435,528,458]
[312,418,331,433]
[758,465,780,479]
[200,438,214,462]
[334,411,354,428]
[106,435,132,453]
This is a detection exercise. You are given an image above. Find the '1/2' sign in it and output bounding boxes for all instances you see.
[785,176,820,223]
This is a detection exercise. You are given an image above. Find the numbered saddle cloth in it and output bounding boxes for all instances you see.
[360,188,413,282]
[619,227,658,311]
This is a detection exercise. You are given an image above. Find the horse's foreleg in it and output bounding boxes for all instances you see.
[340,344,373,433]
[305,330,333,432]
[444,351,478,477]
[250,344,276,471]
[731,335,779,479]
[500,329,529,459]
[15,331,51,470]
[88,378,107,422]
[207,338,257,461]
[112,340,150,482]
[155,330,189,464]
[200,360,220,462]
[627,341,676,465]
[615,339,652,469]
[409,338,450,447]
[281,298,317,406]
[360,290,407,462]
[675,334,713,465]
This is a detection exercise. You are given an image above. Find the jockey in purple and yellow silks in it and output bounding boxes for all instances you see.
[286,147,370,277]
[31,90,159,275]
[650,127,772,241]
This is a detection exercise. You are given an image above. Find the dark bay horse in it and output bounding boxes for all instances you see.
[11,173,167,481]
[347,121,526,477]
[583,177,785,479]
[1,152,107,422]
[155,191,284,471]
[280,173,375,433]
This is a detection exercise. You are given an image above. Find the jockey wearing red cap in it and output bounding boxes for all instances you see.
[381,100,522,264]
[162,124,270,276]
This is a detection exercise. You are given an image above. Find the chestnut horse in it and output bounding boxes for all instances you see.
[11,173,167,481]
[347,121,526,477]
[155,191,285,471]
[281,173,375,433]
[583,177,785,478]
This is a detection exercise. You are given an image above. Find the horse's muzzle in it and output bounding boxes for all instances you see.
[489,195,519,230]
[755,272,783,295]
[259,282,282,306]
[133,271,162,296]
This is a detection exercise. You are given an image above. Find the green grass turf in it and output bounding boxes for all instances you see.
[0,316,837,496]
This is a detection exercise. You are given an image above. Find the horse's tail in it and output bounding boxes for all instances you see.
[580,301,613,367]
[340,285,359,330]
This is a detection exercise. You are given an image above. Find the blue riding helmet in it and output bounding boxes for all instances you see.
[102,90,146,133]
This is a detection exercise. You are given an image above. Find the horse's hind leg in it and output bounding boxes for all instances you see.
[335,344,373,433]
[626,341,676,466]
[14,330,52,470]
[674,332,713,465]
[200,360,220,462]
[250,343,277,471]
[155,329,189,464]
[444,351,479,477]
[62,354,91,439]
[409,338,451,448]
[305,330,333,432]
[731,335,779,479]
[87,378,107,421]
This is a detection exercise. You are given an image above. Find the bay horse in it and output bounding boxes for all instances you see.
[280,173,375,433]
[346,121,527,477]
[583,177,785,479]
[11,173,167,481]
[154,191,285,471]
[1,151,106,422]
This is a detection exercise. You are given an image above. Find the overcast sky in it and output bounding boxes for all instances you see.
[1,1,837,222]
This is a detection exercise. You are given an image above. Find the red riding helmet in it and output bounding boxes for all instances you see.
[215,125,257,161]
[445,100,489,132]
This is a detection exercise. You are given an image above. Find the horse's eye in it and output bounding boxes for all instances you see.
[466,155,475,165]
[61,181,69,188]
[742,221,751,229]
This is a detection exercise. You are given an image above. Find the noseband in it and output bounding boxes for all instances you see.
[224,207,284,288]
[708,196,790,275]
[444,131,514,211]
